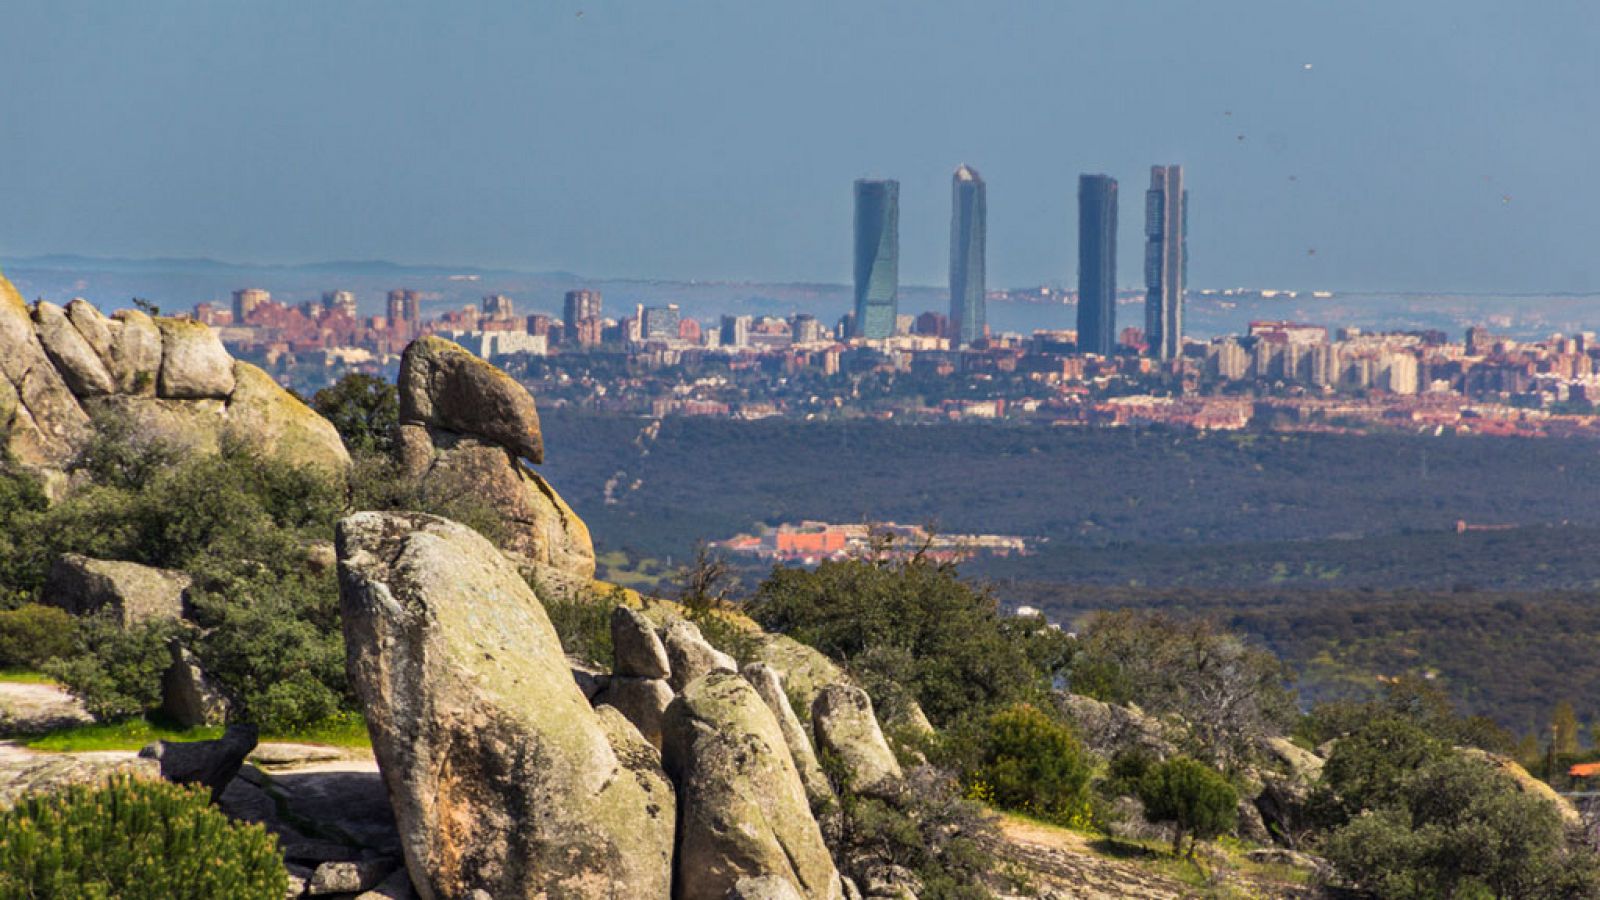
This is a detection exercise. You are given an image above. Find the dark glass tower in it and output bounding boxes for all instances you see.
[1077,174,1118,356]
[1144,165,1187,360]
[948,165,986,347]
[853,179,899,339]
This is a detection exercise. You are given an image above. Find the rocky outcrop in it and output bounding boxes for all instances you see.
[337,511,672,899]
[662,617,737,693]
[594,676,674,750]
[0,271,349,485]
[160,641,231,728]
[0,744,159,808]
[812,685,903,800]
[1462,748,1583,829]
[663,669,844,900]
[730,876,808,900]
[393,337,593,582]
[43,553,191,626]
[139,723,260,801]
[1052,692,1179,760]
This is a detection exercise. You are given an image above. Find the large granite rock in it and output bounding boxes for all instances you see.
[0,272,350,485]
[156,317,235,399]
[43,553,190,626]
[612,604,671,679]
[0,744,159,808]
[396,425,593,579]
[812,685,903,800]
[337,511,673,900]
[33,300,116,397]
[398,335,543,463]
[743,662,837,812]
[0,272,91,472]
[593,676,673,750]
[662,617,738,693]
[161,641,231,728]
[663,669,843,900]
[139,723,259,801]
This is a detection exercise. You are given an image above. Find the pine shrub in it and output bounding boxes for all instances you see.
[0,775,286,899]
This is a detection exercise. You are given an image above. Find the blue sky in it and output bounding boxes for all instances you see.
[1,1,1596,292]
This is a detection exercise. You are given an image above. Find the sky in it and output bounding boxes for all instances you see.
[1,1,1596,293]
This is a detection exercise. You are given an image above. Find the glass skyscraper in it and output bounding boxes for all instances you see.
[853,179,899,340]
[1144,165,1187,360]
[1077,174,1118,357]
[948,165,986,347]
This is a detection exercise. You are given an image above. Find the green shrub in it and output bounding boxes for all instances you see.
[0,604,74,669]
[1323,753,1600,899]
[1137,756,1238,858]
[831,764,998,900]
[311,373,398,455]
[541,584,618,670]
[44,613,177,721]
[970,703,1091,826]
[0,774,286,899]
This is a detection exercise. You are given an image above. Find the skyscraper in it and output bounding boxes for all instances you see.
[853,179,899,340]
[1077,174,1119,357]
[948,165,986,347]
[232,288,270,324]
[563,289,602,345]
[1144,165,1187,360]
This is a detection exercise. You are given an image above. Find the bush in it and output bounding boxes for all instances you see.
[43,613,178,721]
[542,583,619,670]
[0,604,74,669]
[1323,753,1600,899]
[832,764,998,900]
[970,703,1091,826]
[0,774,286,899]
[750,544,1060,728]
[1137,756,1238,858]
[311,373,398,456]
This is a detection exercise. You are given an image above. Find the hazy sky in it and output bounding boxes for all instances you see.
[1,1,1596,292]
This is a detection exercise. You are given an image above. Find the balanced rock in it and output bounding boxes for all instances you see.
[743,663,836,812]
[613,605,671,679]
[663,669,843,900]
[812,685,902,800]
[337,511,673,900]
[398,335,543,463]
[662,617,737,693]
[43,553,190,626]
[392,337,593,582]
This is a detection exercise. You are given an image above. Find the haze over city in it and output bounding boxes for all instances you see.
[2,0,1597,292]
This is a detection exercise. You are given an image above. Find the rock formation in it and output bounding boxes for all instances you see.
[139,723,259,801]
[663,669,844,900]
[337,511,672,900]
[42,553,191,626]
[0,272,349,492]
[393,336,594,583]
[812,685,903,800]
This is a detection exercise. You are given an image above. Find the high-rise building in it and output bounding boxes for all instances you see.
[232,289,270,324]
[323,290,358,320]
[792,313,823,344]
[720,315,751,348]
[1076,174,1118,356]
[481,294,515,321]
[1143,165,1187,360]
[563,290,603,345]
[853,179,899,340]
[948,165,986,347]
[387,289,421,338]
[643,304,680,341]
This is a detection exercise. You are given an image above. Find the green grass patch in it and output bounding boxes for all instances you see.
[25,712,371,753]
[0,668,57,685]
